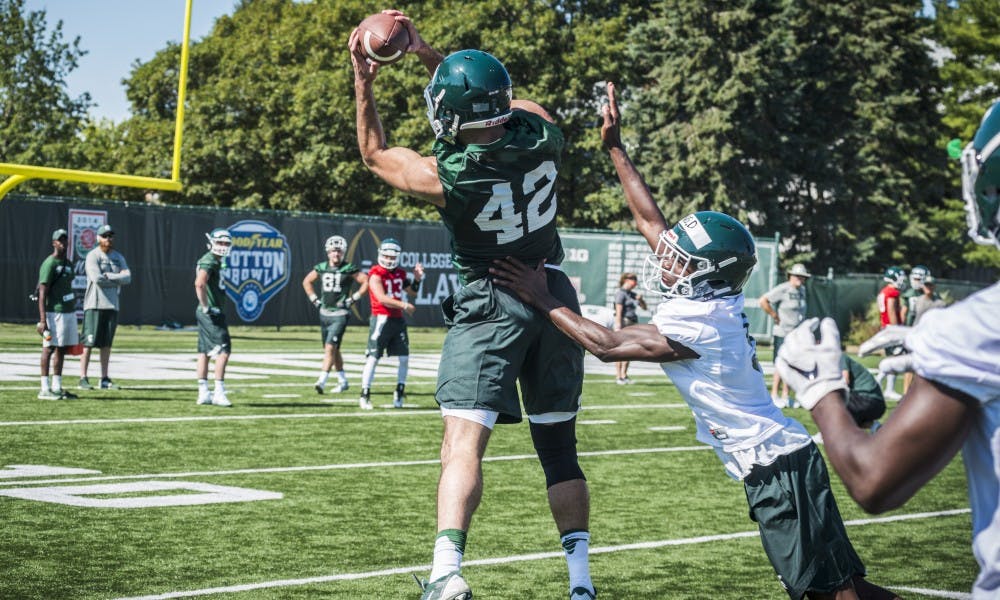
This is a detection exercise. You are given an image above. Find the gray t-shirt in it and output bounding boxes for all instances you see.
[912,294,946,325]
[764,281,807,336]
[83,248,131,311]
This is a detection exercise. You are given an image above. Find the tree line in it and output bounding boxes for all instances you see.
[2,0,998,275]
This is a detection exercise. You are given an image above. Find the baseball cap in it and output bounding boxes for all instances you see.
[97,224,114,237]
[51,228,68,241]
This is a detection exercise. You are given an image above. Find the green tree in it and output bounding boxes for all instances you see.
[614,0,946,273]
[0,0,91,190]
[932,0,1000,270]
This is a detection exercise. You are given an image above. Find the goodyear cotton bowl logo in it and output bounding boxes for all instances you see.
[222,220,291,322]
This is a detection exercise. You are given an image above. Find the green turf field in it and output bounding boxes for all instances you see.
[0,324,977,599]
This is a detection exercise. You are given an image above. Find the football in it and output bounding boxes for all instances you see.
[357,13,409,65]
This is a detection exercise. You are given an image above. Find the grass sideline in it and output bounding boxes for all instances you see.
[0,323,976,599]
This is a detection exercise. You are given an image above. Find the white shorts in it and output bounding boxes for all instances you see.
[44,312,79,348]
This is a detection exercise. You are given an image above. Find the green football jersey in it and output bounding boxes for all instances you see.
[312,261,360,310]
[196,252,227,310]
[434,109,565,283]
[38,255,75,313]
[841,355,881,398]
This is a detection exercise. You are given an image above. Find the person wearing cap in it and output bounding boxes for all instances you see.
[36,229,79,400]
[79,224,132,391]
[911,275,946,326]
[759,263,811,408]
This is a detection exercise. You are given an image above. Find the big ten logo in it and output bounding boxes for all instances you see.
[563,247,590,263]
[223,220,291,322]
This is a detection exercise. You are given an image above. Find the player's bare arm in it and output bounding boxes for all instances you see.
[887,296,901,324]
[405,263,424,296]
[811,376,977,513]
[381,10,442,76]
[353,271,370,298]
[511,99,555,124]
[194,268,211,310]
[302,270,319,302]
[601,82,670,251]
[759,296,779,324]
[36,283,48,335]
[349,30,445,207]
[491,257,698,363]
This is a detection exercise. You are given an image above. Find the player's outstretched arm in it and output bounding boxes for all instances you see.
[777,318,977,513]
[349,30,445,207]
[490,257,698,363]
[601,82,669,252]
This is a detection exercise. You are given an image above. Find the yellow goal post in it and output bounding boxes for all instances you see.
[0,0,195,201]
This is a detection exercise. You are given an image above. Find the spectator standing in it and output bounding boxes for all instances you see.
[79,224,131,391]
[36,228,79,400]
[759,263,810,408]
[613,272,647,385]
[911,275,945,325]
[194,228,233,407]
[302,235,369,395]
[359,238,422,410]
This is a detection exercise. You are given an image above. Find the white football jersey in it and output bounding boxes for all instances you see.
[652,294,812,480]
[907,282,1000,598]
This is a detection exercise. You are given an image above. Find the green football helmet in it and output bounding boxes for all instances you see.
[643,211,757,300]
[883,266,907,288]
[424,50,513,142]
[378,238,402,270]
[206,228,232,258]
[962,101,1000,249]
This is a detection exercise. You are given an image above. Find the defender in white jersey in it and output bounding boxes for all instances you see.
[491,82,898,600]
[777,101,1000,598]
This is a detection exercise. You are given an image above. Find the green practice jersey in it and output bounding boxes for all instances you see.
[196,252,227,310]
[841,355,881,398]
[38,255,75,313]
[312,261,360,310]
[434,109,565,283]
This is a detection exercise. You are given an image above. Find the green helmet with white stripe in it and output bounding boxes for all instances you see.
[962,101,1000,249]
[643,211,757,300]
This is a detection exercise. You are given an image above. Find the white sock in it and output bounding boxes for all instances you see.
[361,356,379,389]
[396,355,409,385]
[562,530,593,594]
[40,376,50,392]
[430,530,465,582]
[336,370,347,384]
[885,374,896,393]
[52,375,63,392]
[214,379,226,393]
[317,371,330,386]
[198,379,209,393]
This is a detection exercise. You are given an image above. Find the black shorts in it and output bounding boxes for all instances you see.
[365,315,409,358]
[196,309,231,356]
[82,309,118,348]
[320,310,349,347]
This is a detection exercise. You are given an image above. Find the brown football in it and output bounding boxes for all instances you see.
[357,13,409,65]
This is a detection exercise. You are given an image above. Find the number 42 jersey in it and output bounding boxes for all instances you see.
[433,109,565,284]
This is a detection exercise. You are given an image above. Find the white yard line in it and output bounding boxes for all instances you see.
[112,509,972,600]
[0,445,713,487]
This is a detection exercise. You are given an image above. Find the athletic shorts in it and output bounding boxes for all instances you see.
[773,335,785,358]
[320,309,349,347]
[744,443,866,599]
[846,391,886,426]
[366,315,409,358]
[195,309,231,356]
[436,269,584,425]
[82,309,118,348]
[43,311,79,348]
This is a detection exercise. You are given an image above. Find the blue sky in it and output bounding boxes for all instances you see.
[24,0,238,123]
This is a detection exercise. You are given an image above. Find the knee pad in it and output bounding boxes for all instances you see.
[530,418,585,488]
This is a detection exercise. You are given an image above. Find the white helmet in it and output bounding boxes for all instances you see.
[206,228,232,257]
[325,235,347,253]
[378,238,402,270]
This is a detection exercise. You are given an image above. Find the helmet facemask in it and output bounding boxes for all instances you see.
[207,229,232,258]
[643,230,717,299]
[325,235,347,255]
[378,239,402,270]
[962,126,1000,249]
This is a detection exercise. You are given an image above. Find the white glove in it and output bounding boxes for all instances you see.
[878,353,914,375]
[775,317,848,410]
[858,325,912,357]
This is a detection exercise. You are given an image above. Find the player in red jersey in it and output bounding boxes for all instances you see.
[360,238,424,409]
[875,266,907,400]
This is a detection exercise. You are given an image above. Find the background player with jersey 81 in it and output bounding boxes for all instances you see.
[492,81,901,600]
[194,228,234,407]
[359,238,422,411]
[301,235,369,396]
[351,11,595,599]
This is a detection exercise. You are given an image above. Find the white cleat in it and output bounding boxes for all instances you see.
[415,570,472,600]
[332,380,349,394]
[885,390,903,401]
[197,391,212,405]
[359,396,373,410]
[212,391,232,407]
